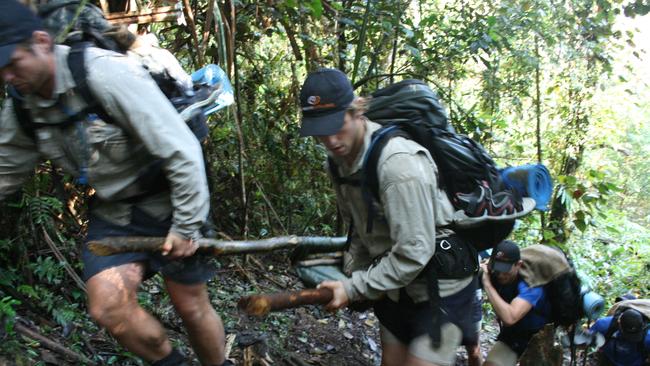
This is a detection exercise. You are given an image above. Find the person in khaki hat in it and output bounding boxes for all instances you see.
[480,240,553,366]
[0,1,229,365]
[299,68,478,366]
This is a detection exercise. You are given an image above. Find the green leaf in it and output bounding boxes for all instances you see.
[574,219,587,232]
[403,44,421,58]
[307,0,324,18]
[543,229,555,240]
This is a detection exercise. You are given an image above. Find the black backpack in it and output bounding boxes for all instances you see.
[520,246,584,327]
[330,79,526,251]
[544,263,584,328]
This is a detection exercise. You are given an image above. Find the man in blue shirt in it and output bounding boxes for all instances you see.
[590,307,650,366]
[480,241,552,366]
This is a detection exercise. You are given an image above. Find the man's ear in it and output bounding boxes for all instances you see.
[31,30,53,50]
[514,260,524,270]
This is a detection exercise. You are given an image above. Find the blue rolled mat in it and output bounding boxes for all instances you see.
[295,265,348,288]
[500,164,553,211]
[583,290,605,320]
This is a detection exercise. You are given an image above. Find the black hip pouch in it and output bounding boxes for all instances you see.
[431,235,478,279]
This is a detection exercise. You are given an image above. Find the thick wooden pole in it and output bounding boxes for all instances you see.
[238,288,333,317]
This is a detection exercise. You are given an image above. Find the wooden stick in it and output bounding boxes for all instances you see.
[238,288,333,317]
[87,235,347,256]
[14,323,96,365]
[41,227,86,293]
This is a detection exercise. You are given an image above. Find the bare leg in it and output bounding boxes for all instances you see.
[87,263,172,362]
[466,343,483,366]
[165,279,225,365]
[381,341,409,366]
[404,354,445,366]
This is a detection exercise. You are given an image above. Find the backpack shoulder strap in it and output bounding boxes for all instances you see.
[66,42,115,124]
[604,312,622,341]
[362,124,411,233]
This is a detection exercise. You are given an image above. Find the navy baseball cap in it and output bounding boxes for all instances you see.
[299,68,354,137]
[619,309,646,343]
[0,1,43,69]
[489,240,521,273]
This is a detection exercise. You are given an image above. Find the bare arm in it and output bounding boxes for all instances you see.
[481,264,533,326]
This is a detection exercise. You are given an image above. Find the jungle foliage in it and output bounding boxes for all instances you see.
[0,0,649,363]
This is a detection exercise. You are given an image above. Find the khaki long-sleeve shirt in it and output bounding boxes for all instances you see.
[333,121,472,303]
[0,45,208,239]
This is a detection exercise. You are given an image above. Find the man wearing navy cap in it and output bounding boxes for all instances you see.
[590,305,650,366]
[481,240,552,366]
[0,1,227,365]
[300,68,477,366]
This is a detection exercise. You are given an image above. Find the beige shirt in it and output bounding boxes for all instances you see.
[0,45,208,239]
[333,121,472,303]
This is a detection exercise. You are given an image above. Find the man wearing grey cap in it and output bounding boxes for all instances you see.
[299,68,477,366]
[481,240,552,366]
[0,1,227,365]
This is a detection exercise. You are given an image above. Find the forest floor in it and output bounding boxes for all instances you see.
[1,252,598,365]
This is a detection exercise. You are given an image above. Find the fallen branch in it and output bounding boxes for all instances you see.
[15,322,96,365]
[238,288,333,317]
[88,235,347,256]
[41,227,86,293]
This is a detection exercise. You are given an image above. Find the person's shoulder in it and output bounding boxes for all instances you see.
[377,145,435,187]
[518,278,545,296]
[84,46,128,62]
[517,278,538,291]
[84,46,148,79]
[375,129,435,180]
[82,47,156,97]
[382,133,430,158]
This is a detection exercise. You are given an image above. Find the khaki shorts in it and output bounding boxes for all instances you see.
[485,341,518,366]
[380,322,462,366]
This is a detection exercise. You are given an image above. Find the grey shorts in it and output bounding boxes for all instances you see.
[485,341,519,366]
[82,208,216,284]
[381,322,462,365]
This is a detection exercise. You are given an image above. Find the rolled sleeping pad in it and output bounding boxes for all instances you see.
[500,164,553,211]
[294,265,348,288]
[190,64,235,115]
[583,290,605,320]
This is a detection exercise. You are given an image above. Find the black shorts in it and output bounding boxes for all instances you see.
[81,208,216,284]
[373,276,478,345]
[496,326,541,356]
[443,276,481,346]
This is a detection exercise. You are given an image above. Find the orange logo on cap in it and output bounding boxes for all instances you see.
[307,96,321,105]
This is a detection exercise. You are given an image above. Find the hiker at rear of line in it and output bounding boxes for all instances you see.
[588,299,650,366]
[0,2,230,365]
[480,240,552,366]
[298,68,478,366]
